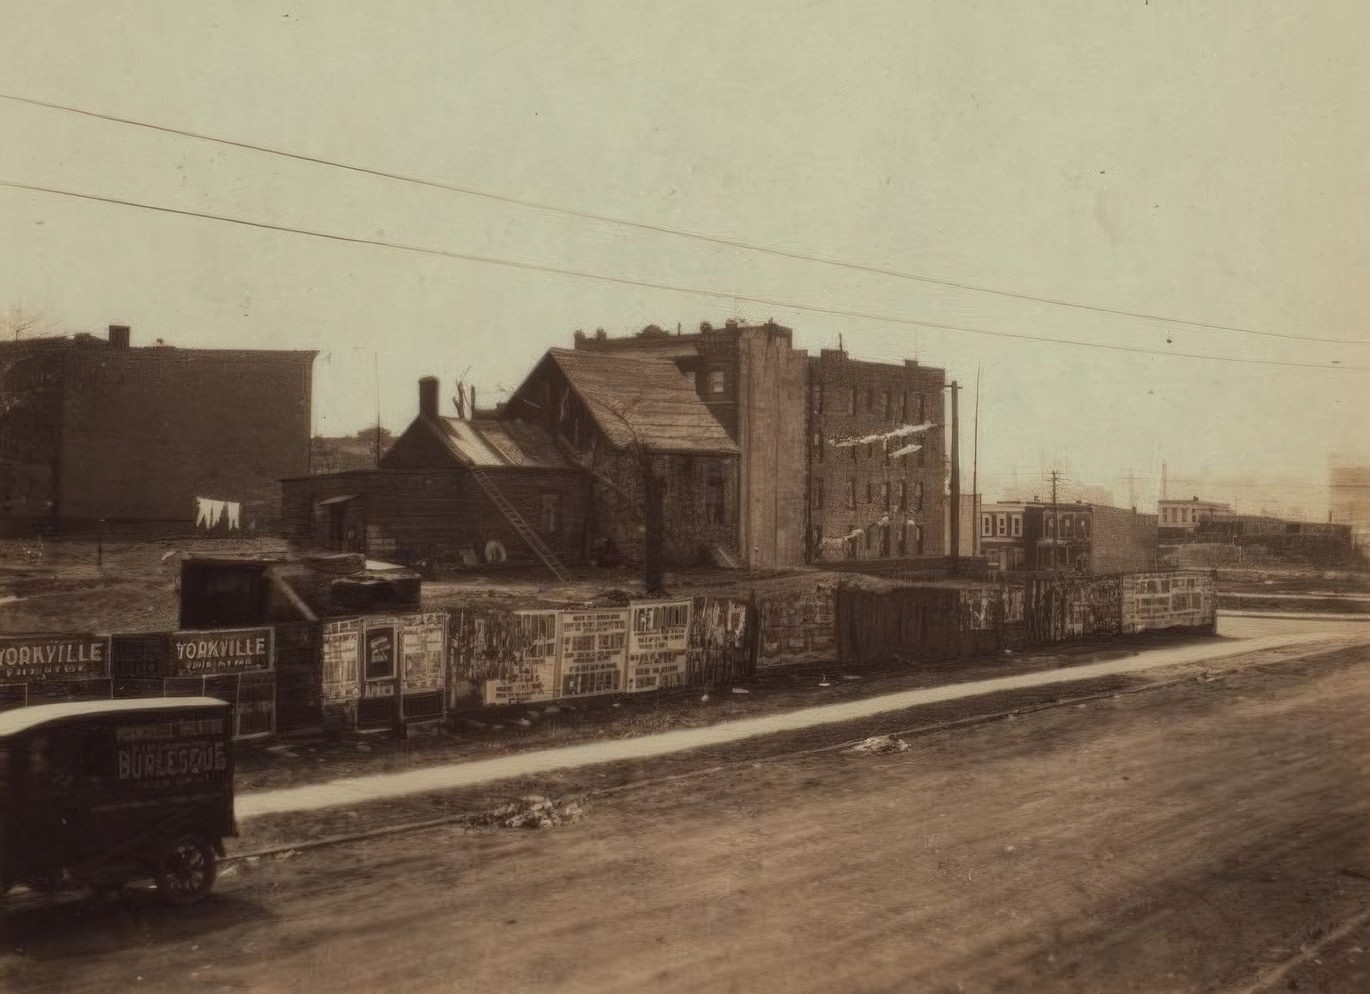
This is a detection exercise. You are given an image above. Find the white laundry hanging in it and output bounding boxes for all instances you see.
[226,502,241,531]
[207,500,226,528]
[194,497,212,528]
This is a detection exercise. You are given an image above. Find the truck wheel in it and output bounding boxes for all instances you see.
[154,835,217,905]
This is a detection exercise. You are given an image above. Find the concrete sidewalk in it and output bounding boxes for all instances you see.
[237,631,1339,820]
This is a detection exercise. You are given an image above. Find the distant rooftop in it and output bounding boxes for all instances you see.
[542,348,739,455]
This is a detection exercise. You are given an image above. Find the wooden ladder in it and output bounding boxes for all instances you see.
[468,466,573,583]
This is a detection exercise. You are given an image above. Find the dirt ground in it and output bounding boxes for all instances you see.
[231,630,1235,796]
[6,639,1370,993]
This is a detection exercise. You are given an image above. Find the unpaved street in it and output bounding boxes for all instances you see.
[6,636,1370,994]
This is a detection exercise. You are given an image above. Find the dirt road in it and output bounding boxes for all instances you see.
[6,637,1370,993]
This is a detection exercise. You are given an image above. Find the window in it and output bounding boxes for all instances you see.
[864,527,873,550]
[813,431,824,462]
[997,514,1007,536]
[982,513,994,537]
[707,370,726,395]
[916,394,926,421]
[914,481,924,511]
[684,370,697,391]
[811,382,824,414]
[914,523,925,555]
[897,392,907,421]
[897,525,907,556]
[867,387,876,413]
[1011,514,1022,537]
[897,481,907,512]
[850,446,858,463]
[846,480,856,509]
[705,473,727,525]
[865,482,873,504]
[880,482,890,510]
[883,443,890,465]
[540,493,562,534]
[1079,516,1090,538]
[880,391,890,418]
[848,387,857,415]
[813,480,824,510]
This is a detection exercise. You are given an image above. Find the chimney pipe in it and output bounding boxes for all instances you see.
[108,325,131,348]
[419,376,439,419]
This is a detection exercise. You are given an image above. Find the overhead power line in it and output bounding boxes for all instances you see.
[3,177,1367,373]
[2,90,1365,348]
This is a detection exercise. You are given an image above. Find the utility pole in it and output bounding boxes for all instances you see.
[949,381,961,573]
[373,350,382,468]
[1049,469,1062,572]
[972,366,981,559]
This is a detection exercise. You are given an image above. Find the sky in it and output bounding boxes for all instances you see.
[2,1,1368,517]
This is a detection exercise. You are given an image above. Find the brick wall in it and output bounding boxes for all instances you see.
[1090,505,1159,574]
[737,329,808,568]
[58,348,314,531]
[808,352,947,562]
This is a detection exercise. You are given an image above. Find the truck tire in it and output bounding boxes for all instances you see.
[154,834,217,905]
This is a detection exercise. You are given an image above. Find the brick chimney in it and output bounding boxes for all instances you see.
[108,325,131,348]
[419,376,439,419]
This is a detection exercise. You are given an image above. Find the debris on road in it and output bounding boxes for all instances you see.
[479,795,586,830]
[849,735,909,755]
[731,687,750,694]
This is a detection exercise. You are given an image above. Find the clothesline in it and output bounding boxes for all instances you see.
[194,497,242,530]
[828,422,935,448]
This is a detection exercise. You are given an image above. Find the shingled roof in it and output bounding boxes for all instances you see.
[429,416,574,469]
[540,348,737,456]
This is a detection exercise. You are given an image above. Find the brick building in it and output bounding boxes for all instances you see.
[806,349,946,562]
[1157,496,1232,541]
[572,321,806,568]
[981,500,1157,573]
[284,320,951,573]
[0,325,315,536]
[574,321,949,567]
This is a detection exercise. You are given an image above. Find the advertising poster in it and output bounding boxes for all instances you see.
[557,608,627,698]
[399,613,447,693]
[482,610,559,706]
[625,600,692,691]
[321,619,361,704]
[169,628,273,677]
[0,634,109,682]
[362,621,397,681]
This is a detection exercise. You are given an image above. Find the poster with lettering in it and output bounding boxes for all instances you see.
[321,619,361,704]
[114,714,232,788]
[169,628,273,677]
[0,635,109,682]
[625,600,692,692]
[362,621,397,681]
[557,608,627,698]
[482,610,559,706]
[399,613,447,693]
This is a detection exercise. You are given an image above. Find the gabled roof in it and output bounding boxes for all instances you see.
[534,348,737,455]
[428,416,574,470]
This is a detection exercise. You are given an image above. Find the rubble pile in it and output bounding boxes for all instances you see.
[848,735,909,755]
[480,795,586,830]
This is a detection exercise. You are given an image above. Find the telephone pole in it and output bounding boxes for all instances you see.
[948,381,961,573]
[1049,468,1062,572]
[972,366,981,559]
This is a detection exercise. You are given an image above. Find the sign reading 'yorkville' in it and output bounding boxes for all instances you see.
[168,628,274,677]
[0,635,109,681]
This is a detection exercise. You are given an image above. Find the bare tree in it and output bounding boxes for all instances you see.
[1,305,55,342]
[556,391,669,595]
